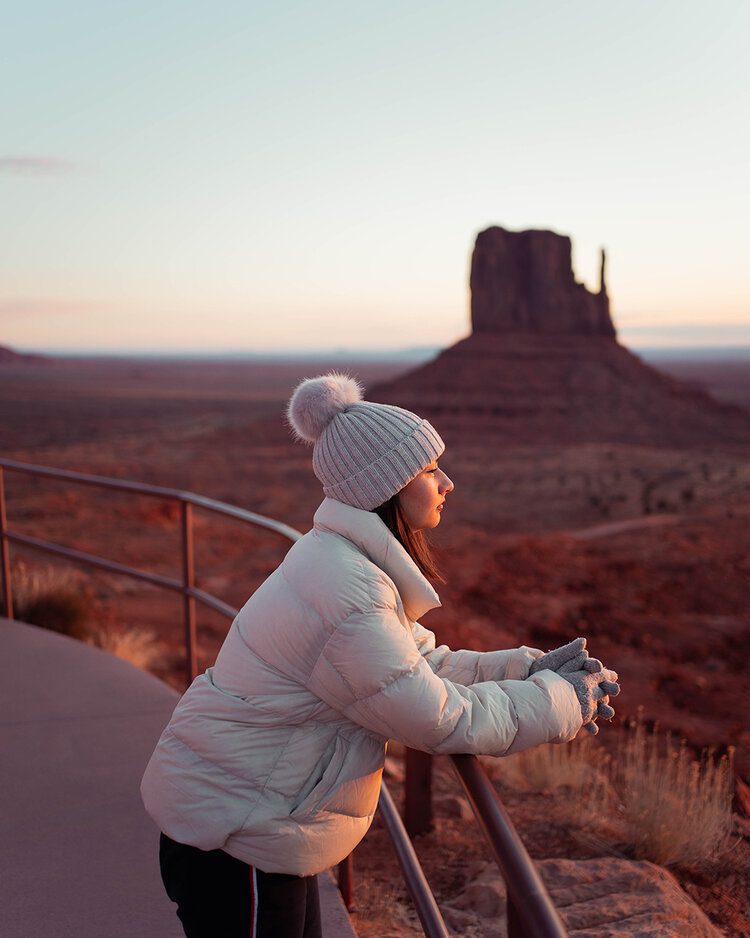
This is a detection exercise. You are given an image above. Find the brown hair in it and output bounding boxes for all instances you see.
[372,493,445,585]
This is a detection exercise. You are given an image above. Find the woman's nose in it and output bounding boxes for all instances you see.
[440,471,454,494]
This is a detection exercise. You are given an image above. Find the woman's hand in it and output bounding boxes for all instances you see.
[529,637,620,734]
[583,696,617,735]
[561,667,620,733]
[528,637,601,675]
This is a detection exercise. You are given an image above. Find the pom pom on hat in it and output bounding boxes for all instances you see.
[286,372,364,443]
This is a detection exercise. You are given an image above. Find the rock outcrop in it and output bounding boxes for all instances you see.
[442,857,723,937]
[471,227,615,338]
[370,226,750,447]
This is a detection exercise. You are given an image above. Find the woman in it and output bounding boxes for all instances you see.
[142,373,619,938]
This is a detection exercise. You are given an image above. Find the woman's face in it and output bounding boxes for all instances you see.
[398,459,454,531]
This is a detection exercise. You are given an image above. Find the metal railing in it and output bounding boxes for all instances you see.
[451,754,566,936]
[0,457,300,686]
[0,457,567,937]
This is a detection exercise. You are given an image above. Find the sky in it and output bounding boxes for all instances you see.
[2,1,749,354]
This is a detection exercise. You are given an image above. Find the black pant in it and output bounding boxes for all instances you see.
[159,833,322,938]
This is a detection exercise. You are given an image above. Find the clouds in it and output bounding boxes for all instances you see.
[0,156,78,175]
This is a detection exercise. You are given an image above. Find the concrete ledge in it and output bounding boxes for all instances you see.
[320,869,359,938]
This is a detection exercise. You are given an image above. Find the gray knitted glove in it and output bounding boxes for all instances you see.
[529,638,620,734]
[583,696,616,735]
[528,637,602,676]
[562,667,620,734]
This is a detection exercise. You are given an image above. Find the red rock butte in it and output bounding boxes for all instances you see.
[371,225,750,447]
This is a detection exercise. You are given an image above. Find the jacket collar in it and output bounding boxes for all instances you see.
[312,498,441,621]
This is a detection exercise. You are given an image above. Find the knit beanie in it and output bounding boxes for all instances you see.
[286,372,445,511]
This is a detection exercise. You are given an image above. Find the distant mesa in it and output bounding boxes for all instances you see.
[0,344,48,365]
[370,225,750,446]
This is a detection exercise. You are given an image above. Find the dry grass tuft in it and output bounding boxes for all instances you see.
[486,712,735,870]
[88,625,164,672]
[486,732,606,793]
[10,560,165,674]
[614,714,735,868]
[10,561,90,639]
[485,733,614,828]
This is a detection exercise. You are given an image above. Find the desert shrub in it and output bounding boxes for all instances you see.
[89,625,163,671]
[10,561,90,639]
[483,734,615,830]
[486,713,735,869]
[613,715,734,868]
[486,734,598,793]
[10,561,167,674]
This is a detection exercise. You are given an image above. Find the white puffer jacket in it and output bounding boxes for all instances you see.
[141,498,582,876]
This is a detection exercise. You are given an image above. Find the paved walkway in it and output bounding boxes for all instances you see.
[0,619,356,937]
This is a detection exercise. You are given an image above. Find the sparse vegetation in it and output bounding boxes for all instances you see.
[10,560,90,639]
[484,732,600,795]
[88,625,164,672]
[486,714,735,870]
[10,561,164,673]
[615,715,734,868]
[485,733,616,835]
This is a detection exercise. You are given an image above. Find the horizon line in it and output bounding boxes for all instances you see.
[8,342,750,362]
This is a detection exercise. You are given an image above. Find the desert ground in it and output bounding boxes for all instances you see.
[2,351,749,934]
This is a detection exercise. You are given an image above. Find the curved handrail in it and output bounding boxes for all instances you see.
[4,529,240,619]
[0,457,303,543]
[0,456,568,937]
[377,782,450,938]
[450,754,567,936]
[0,457,302,680]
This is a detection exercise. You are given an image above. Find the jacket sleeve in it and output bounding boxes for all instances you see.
[306,590,581,757]
[410,619,544,684]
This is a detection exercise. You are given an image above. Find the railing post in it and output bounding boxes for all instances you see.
[0,468,13,619]
[404,748,433,836]
[181,500,197,685]
[337,853,353,910]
